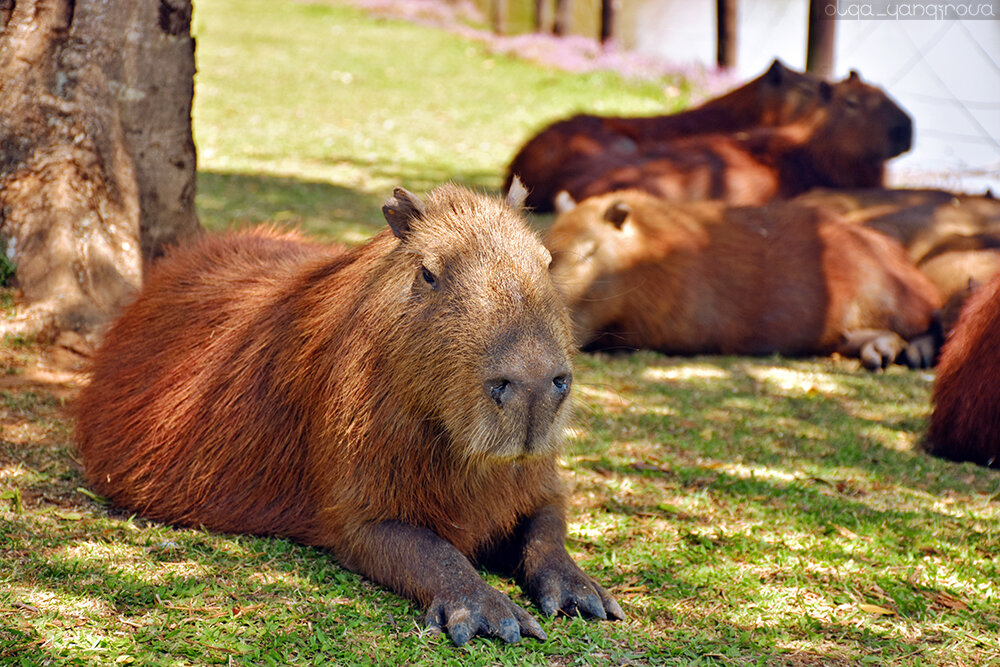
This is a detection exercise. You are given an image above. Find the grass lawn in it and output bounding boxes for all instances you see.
[2,0,999,665]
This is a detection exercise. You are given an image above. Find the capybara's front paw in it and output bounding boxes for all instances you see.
[526,562,625,621]
[425,584,547,646]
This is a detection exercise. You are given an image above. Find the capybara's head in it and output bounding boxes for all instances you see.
[377,182,575,463]
[750,58,829,126]
[545,190,664,346]
[812,70,913,161]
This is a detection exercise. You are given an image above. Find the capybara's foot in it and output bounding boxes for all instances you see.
[902,333,937,369]
[424,584,547,646]
[526,562,625,621]
[840,329,907,372]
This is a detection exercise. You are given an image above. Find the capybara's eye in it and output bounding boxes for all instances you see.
[421,265,437,288]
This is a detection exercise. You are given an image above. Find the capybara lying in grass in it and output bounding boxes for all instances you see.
[73,183,623,645]
[792,187,1000,305]
[558,72,912,208]
[506,59,826,211]
[544,190,941,369]
[924,271,1000,467]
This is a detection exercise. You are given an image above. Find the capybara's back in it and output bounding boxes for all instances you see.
[73,183,622,645]
[73,229,347,537]
[505,60,825,211]
[925,272,1000,467]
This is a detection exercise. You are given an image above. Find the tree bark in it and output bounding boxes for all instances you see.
[0,0,200,343]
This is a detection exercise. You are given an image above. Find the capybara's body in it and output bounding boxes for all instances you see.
[506,60,826,211]
[792,187,1000,305]
[560,72,912,208]
[544,190,941,364]
[925,272,1000,467]
[73,184,622,645]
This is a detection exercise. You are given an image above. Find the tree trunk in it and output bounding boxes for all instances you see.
[0,0,200,343]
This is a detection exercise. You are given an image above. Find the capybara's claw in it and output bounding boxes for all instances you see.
[529,564,624,621]
[426,587,545,645]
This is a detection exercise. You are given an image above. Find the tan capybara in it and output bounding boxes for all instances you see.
[791,188,1000,307]
[924,271,1000,467]
[545,190,942,370]
[72,183,623,645]
[505,59,827,211]
[792,187,1000,265]
[559,71,913,208]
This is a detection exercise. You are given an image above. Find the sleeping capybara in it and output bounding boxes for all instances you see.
[506,59,827,211]
[544,190,941,369]
[72,183,623,645]
[559,71,912,208]
[924,271,1000,467]
[792,187,1000,320]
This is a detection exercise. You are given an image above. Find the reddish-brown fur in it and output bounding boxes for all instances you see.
[544,190,941,367]
[925,271,1000,467]
[506,59,827,211]
[792,188,1000,321]
[559,72,912,208]
[73,184,622,645]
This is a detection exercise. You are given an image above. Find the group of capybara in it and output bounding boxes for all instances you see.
[71,60,997,649]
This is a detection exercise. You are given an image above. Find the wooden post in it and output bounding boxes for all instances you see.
[534,0,549,32]
[716,0,738,69]
[806,0,837,78]
[553,0,572,36]
[491,0,507,34]
[600,0,617,44]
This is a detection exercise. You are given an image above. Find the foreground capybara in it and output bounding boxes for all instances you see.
[72,183,623,645]
[558,71,913,208]
[505,59,826,211]
[924,271,1000,467]
[544,190,941,369]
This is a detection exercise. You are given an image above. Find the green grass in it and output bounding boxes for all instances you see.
[2,0,999,665]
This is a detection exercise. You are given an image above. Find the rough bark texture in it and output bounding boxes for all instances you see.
[0,0,200,342]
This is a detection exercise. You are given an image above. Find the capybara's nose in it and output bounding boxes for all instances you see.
[486,368,573,409]
[888,119,913,154]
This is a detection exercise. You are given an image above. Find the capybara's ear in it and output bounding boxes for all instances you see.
[603,200,631,228]
[848,69,861,82]
[554,191,577,214]
[506,176,529,210]
[764,58,786,85]
[382,188,426,240]
[819,80,833,103]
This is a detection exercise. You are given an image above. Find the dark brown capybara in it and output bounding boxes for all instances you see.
[72,183,623,645]
[924,271,1000,467]
[505,59,827,211]
[559,71,913,208]
[544,190,942,370]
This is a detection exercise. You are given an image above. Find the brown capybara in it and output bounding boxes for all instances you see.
[72,183,623,645]
[559,71,913,208]
[792,187,1000,321]
[505,59,827,211]
[544,190,941,370]
[924,271,1000,467]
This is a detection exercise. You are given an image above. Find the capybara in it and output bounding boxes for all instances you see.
[544,190,941,369]
[792,187,1000,265]
[924,271,1000,467]
[72,183,623,645]
[558,71,913,208]
[506,59,827,211]
[792,187,1000,320]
